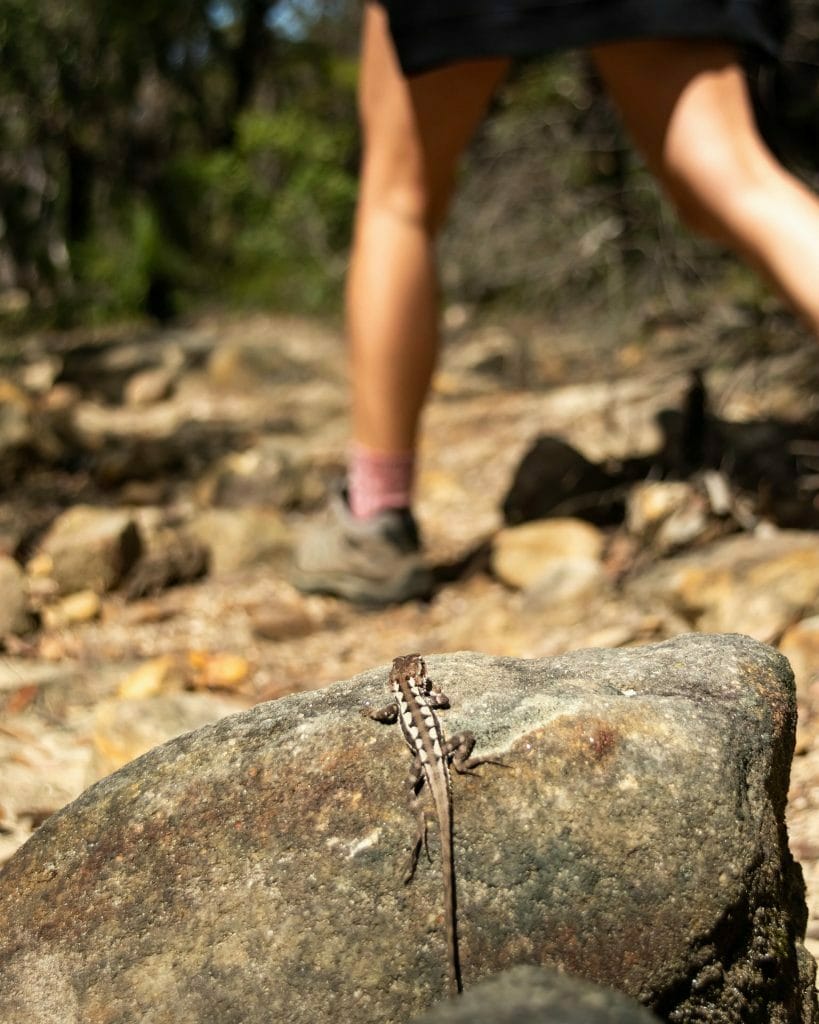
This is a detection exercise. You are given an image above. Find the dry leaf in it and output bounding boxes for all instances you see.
[117,655,185,700]
[186,651,251,691]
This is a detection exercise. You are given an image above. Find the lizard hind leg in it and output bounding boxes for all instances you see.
[446,730,510,774]
[404,760,432,883]
[426,685,451,711]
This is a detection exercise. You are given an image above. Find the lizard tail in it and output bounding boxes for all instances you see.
[438,796,463,995]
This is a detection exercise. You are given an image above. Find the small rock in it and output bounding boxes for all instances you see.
[40,590,101,631]
[117,656,186,700]
[628,481,688,533]
[442,303,473,331]
[92,691,249,779]
[123,366,177,406]
[626,480,710,553]
[40,382,81,415]
[25,552,53,578]
[780,616,819,701]
[124,529,209,599]
[187,508,291,576]
[251,604,321,642]
[522,556,608,613]
[0,379,31,440]
[0,287,29,315]
[37,505,142,595]
[20,356,61,395]
[0,379,33,468]
[204,442,301,509]
[118,652,251,700]
[0,557,32,636]
[492,518,604,590]
[206,345,252,390]
[412,966,661,1023]
[186,651,251,692]
[36,634,80,661]
[653,498,710,552]
[701,469,734,517]
[629,530,819,643]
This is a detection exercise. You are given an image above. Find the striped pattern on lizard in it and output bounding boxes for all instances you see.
[361,652,505,995]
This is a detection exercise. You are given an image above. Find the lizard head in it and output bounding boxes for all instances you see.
[390,653,428,691]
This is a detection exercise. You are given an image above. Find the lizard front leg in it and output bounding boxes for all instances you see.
[361,701,399,724]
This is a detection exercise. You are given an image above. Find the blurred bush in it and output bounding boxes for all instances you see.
[0,0,358,325]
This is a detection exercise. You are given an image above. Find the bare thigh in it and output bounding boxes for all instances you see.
[358,4,510,232]
[590,38,776,235]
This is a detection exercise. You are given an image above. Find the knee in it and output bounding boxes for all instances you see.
[358,124,455,236]
[358,147,448,236]
[357,83,455,235]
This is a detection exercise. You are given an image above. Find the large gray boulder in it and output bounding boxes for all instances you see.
[0,634,814,1024]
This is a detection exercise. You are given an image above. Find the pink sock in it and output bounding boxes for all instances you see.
[348,443,415,519]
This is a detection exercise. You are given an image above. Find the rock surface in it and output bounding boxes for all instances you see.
[91,690,253,778]
[186,507,291,576]
[628,531,819,643]
[411,966,661,1023]
[626,480,713,553]
[490,517,604,590]
[36,505,142,595]
[0,634,814,1024]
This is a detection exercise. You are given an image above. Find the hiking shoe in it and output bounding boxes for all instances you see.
[292,490,433,605]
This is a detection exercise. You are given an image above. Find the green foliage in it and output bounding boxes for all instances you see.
[64,94,358,319]
[238,104,357,248]
[71,210,151,323]
[147,89,357,312]
[0,0,361,322]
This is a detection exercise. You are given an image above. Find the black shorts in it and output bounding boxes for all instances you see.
[379,0,789,75]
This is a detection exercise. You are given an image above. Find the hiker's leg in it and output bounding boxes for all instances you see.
[593,38,819,336]
[350,5,509,460]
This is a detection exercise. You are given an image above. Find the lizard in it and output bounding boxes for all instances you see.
[361,652,505,996]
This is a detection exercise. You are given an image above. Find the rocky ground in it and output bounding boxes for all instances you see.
[3,304,819,964]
